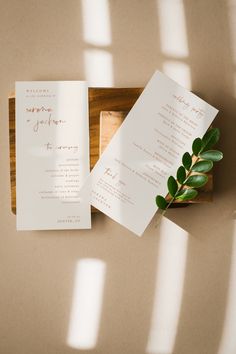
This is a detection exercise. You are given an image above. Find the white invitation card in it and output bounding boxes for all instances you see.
[88,71,219,236]
[16,81,91,230]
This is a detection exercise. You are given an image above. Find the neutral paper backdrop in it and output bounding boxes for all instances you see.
[0,1,236,354]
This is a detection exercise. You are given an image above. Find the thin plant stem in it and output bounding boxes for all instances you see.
[162,154,201,212]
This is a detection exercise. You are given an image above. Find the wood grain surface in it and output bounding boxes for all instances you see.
[99,111,126,155]
[9,88,213,215]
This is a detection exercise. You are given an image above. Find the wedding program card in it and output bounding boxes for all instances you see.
[16,81,91,230]
[88,71,219,236]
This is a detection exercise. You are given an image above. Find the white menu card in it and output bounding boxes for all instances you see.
[88,71,219,236]
[16,81,91,230]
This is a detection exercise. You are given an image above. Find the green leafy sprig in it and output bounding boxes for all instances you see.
[156,127,223,211]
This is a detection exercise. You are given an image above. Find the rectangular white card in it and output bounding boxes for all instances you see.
[16,81,91,230]
[88,71,219,236]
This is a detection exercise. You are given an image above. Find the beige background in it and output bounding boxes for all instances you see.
[0,1,236,353]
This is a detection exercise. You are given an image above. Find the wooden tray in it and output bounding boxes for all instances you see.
[9,88,213,215]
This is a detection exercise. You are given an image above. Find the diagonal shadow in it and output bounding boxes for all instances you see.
[170,1,236,353]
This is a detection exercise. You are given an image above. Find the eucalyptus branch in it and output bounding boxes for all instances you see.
[156,127,223,211]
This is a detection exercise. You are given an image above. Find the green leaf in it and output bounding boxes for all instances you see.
[192,160,213,173]
[199,150,223,162]
[156,195,167,210]
[182,152,192,170]
[192,138,202,156]
[201,128,220,152]
[176,166,186,184]
[176,188,198,201]
[185,174,208,188]
[167,176,178,197]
